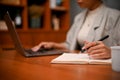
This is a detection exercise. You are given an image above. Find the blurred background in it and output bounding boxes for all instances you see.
[0,0,120,49]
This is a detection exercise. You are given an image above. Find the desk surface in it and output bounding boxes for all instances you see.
[0,50,120,80]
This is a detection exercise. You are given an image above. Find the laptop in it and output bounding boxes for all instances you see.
[4,11,64,57]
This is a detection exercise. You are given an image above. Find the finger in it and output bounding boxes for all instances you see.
[44,44,51,49]
[82,41,89,49]
[43,42,54,49]
[84,42,97,49]
[87,41,104,53]
[89,53,105,59]
[31,45,40,52]
[94,41,100,45]
[88,49,104,55]
[87,44,103,53]
[39,42,48,48]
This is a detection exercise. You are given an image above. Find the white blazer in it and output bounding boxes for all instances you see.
[64,4,120,50]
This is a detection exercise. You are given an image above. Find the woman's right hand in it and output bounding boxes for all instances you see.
[31,42,56,52]
[82,41,111,59]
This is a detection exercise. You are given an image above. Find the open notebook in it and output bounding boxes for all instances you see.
[51,53,111,64]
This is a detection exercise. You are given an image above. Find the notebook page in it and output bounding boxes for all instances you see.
[51,53,89,64]
[79,52,111,64]
[89,58,111,64]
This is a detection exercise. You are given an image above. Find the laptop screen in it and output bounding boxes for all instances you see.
[4,11,25,56]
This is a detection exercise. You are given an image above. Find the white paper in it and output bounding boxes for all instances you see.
[51,53,111,64]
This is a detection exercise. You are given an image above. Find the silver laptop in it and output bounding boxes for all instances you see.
[4,11,64,57]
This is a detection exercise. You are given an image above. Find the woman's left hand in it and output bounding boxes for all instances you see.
[83,41,111,59]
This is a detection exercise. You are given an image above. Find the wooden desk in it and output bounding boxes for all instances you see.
[0,50,120,80]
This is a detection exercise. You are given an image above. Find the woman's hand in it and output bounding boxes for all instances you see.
[83,41,111,59]
[31,42,67,52]
[31,42,56,52]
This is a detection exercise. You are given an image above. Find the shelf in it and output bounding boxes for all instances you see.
[0,28,68,33]
[51,6,67,12]
[0,3,24,8]
[0,0,70,47]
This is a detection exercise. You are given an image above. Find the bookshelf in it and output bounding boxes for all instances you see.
[0,0,70,48]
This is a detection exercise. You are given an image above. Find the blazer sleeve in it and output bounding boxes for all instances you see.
[113,13,120,45]
[62,13,83,49]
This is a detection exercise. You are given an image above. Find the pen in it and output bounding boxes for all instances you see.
[81,35,109,53]
[98,35,109,41]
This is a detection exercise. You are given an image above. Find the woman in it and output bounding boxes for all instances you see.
[32,0,120,59]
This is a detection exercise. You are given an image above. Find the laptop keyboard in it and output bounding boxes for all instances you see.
[25,48,63,57]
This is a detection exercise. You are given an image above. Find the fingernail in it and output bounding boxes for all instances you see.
[82,47,85,50]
